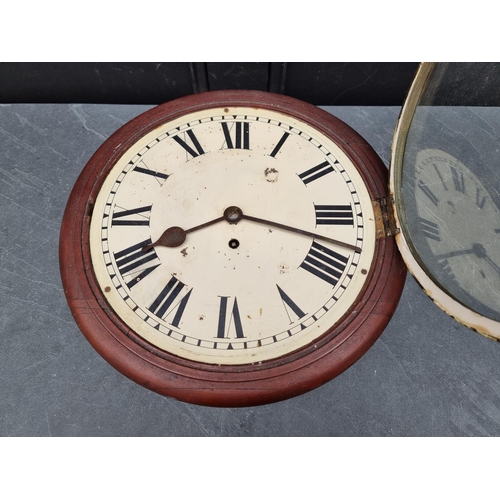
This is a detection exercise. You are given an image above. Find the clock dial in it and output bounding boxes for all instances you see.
[409,149,500,322]
[89,106,376,364]
[61,90,406,406]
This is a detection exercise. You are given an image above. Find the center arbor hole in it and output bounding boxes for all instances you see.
[229,239,240,249]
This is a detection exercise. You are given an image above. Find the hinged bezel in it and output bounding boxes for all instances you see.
[389,62,500,340]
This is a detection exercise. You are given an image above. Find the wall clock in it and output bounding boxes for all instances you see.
[60,89,406,407]
[60,64,500,406]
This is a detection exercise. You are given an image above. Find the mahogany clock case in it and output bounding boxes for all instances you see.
[59,90,407,407]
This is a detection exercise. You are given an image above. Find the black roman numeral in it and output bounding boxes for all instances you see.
[419,217,441,242]
[314,204,354,226]
[111,205,152,226]
[300,241,348,287]
[298,160,335,185]
[172,129,205,158]
[418,180,439,206]
[113,239,160,287]
[276,285,306,322]
[221,121,250,149]
[217,296,244,339]
[148,276,192,327]
[133,162,170,186]
[270,132,290,158]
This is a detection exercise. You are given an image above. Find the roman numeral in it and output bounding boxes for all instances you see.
[221,121,250,149]
[276,285,306,322]
[298,160,335,185]
[148,276,192,327]
[217,296,244,339]
[314,204,354,226]
[476,187,487,209]
[419,217,441,242]
[418,180,439,206]
[172,129,205,158]
[111,205,152,226]
[300,241,349,287]
[451,166,465,193]
[133,162,170,186]
[439,259,457,281]
[270,132,290,158]
[113,239,160,285]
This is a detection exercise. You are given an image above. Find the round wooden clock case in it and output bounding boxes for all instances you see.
[59,90,406,407]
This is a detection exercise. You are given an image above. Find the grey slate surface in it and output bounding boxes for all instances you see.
[1,103,499,436]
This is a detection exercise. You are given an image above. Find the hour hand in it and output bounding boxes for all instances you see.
[143,216,225,251]
[143,226,188,250]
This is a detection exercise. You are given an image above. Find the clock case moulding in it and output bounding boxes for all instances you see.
[390,62,500,340]
[60,90,409,407]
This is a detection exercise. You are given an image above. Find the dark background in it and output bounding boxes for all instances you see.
[0,62,419,105]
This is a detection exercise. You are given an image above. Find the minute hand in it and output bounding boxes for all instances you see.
[241,214,361,252]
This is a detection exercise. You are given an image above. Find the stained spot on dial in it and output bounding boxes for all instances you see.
[279,263,289,274]
[181,247,188,257]
[264,167,279,182]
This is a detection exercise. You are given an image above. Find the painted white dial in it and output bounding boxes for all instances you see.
[89,106,376,364]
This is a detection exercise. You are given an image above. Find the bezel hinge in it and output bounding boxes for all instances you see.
[372,197,400,238]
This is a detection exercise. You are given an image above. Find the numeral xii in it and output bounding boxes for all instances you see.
[221,121,250,149]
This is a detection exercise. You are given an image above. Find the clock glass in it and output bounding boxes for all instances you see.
[391,62,500,337]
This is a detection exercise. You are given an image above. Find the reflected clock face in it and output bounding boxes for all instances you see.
[411,148,500,321]
[60,90,406,406]
[88,105,376,364]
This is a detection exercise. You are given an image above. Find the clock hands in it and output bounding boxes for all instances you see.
[142,216,225,251]
[436,243,500,277]
[143,206,361,252]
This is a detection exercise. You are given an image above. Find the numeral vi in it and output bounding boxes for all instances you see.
[217,296,245,339]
